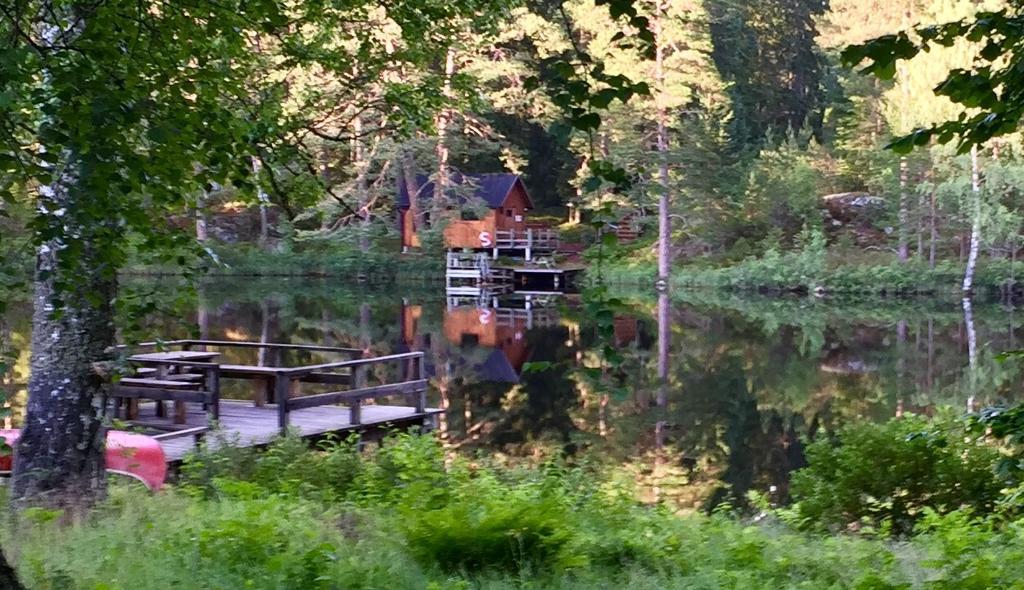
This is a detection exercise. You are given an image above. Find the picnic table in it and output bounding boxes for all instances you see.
[129,351,221,363]
[126,350,221,422]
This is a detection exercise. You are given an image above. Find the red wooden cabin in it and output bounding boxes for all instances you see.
[398,173,555,256]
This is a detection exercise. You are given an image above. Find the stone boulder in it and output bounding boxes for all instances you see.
[822,192,887,224]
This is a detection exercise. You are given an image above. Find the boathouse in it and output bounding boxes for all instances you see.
[398,172,555,257]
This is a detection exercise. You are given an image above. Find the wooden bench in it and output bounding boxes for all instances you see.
[111,362,220,425]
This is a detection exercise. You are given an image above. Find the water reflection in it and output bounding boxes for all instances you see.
[4,278,1024,508]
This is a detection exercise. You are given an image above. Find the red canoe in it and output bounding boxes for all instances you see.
[0,429,167,491]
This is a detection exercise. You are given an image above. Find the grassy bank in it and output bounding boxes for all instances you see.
[8,422,1024,589]
[597,244,1024,297]
[129,243,445,282]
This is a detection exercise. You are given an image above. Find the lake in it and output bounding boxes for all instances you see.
[3,277,1024,509]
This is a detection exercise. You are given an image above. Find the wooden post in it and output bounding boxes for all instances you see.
[276,374,290,433]
[354,364,367,390]
[257,376,271,406]
[414,385,426,414]
[153,361,168,418]
[526,228,532,261]
[350,399,362,425]
[174,395,188,424]
[206,366,220,421]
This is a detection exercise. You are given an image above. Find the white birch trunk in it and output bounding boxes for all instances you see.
[962,146,981,295]
[963,295,977,412]
[436,48,456,204]
[196,189,209,242]
[253,157,270,248]
[12,4,111,511]
[353,113,370,252]
[654,0,671,287]
[898,156,909,262]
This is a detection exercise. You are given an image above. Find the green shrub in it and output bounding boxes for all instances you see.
[180,432,365,502]
[400,474,579,572]
[790,415,1004,536]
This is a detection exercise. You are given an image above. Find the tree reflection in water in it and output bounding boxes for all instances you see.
[5,277,1024,509]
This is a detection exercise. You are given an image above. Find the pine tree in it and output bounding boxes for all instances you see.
[708,0,828,153]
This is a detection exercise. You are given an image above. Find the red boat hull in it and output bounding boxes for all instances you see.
[0,429,167,490]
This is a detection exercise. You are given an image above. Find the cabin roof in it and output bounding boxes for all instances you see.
[476,349,520,384]
[397,172,533,210]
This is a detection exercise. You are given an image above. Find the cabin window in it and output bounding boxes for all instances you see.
[505,209,513,218]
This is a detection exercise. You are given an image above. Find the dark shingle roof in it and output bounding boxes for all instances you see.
[397,172,531,210]
[475,349,520,383]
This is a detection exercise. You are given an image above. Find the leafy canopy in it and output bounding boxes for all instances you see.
[0,0,509,285]
[842,6,1024,153]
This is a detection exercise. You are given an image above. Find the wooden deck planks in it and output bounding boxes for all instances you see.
[131,400,439,463]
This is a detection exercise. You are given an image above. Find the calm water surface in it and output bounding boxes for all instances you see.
[4,277,1024,507]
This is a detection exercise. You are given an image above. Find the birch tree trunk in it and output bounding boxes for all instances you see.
[653,289,670,503]
[898,156,909,262]
[963,295,978,412]
[929,186,937,269]
[353,109,370,252]
[962,145,981,295]
[653,0,671,286]
[12,8,114,509]
[253,157,270,249]
[196,189,209,243]
[917,183,926,261]
[257,299,270,368]
[196,286,210,351]
[436,48,456,202]
[11,160,116,508]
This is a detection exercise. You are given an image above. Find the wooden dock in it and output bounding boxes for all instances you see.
[108,340,440,464]
[133,400,441,462]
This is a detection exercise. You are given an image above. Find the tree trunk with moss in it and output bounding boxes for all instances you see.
[11,162,116,508]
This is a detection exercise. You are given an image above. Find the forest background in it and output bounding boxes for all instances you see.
[22,0,1013,297]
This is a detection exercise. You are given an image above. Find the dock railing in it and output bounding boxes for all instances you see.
[277,351,427,432]
[119,340,428,434]
[494,228,559,253]
[123,339,363,357]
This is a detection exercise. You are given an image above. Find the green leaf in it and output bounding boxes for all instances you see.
[572,112,601,132]
[521,361,554,374]
[588,88,619,109]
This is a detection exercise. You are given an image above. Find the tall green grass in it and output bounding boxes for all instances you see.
[9,429,1024,589]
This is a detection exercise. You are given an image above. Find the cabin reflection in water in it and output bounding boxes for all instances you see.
[399,297,560,385]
